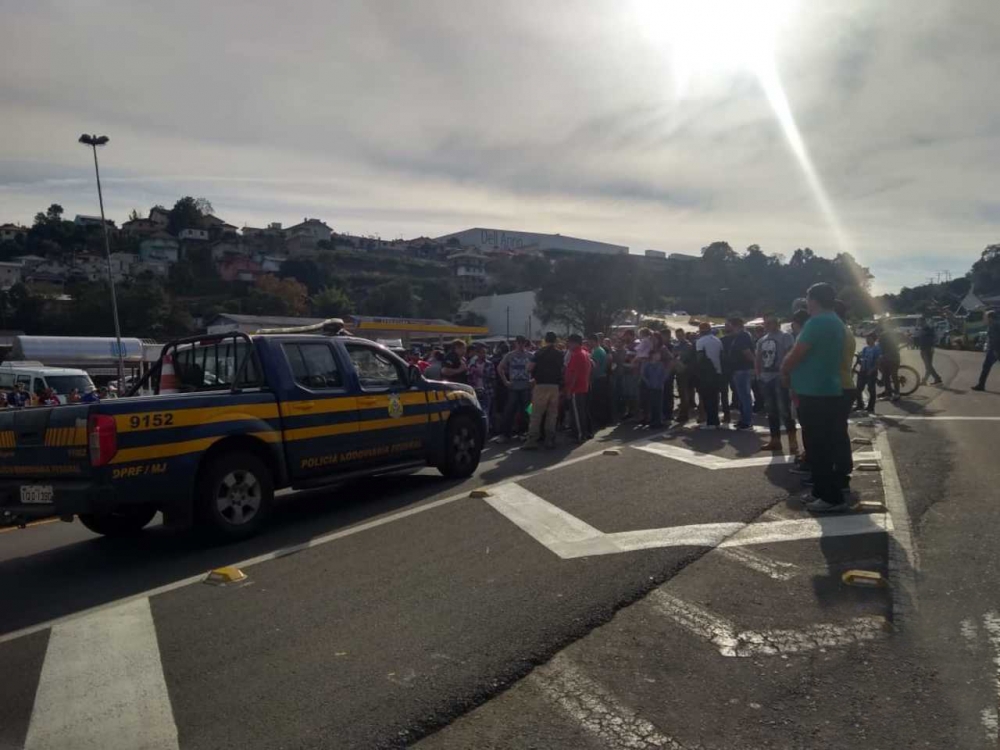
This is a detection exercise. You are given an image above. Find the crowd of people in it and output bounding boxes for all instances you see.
[409,282,981,514]
[0,384,107,408]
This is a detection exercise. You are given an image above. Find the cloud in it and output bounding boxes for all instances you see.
[1,0,998,292]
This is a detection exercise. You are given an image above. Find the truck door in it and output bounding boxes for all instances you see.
[343,342,430,463]
[279,341,360,481]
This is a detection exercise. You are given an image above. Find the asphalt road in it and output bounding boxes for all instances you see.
[1,344,998,750]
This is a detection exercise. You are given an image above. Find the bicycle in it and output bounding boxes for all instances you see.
[852,355,920,397]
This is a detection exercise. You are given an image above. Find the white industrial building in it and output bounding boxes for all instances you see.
[437,228,627,256]
[460,291,547,340]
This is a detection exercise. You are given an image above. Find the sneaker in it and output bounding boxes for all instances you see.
[759,439,782,452]
[971,385,985,392]
[891,394,901,402]
[804,498,849,514]
[735,423,752,431]
[788,465,811,475]
[932,379,943,385]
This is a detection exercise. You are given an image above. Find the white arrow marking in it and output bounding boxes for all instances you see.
[649,590,886,657]
[485,484,890,559]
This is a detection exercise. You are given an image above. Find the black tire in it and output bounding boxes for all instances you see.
[79,506,157,537]
[897,364,921,396]
[438,413,483,479]
[197,451,274,541]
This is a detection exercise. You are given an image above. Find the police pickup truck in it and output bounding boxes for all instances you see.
[0,328,485,540]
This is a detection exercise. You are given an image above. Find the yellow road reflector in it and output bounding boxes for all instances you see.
[602,448,622,456]
[204,566,247,585]
[842,570,885,588]
[468,489,491,499]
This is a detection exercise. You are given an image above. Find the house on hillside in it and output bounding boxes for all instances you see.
[0,224,27,243]
[139,232,180,263]
[200,214,238,239]
[218,255,263,283]
[447,251,489,300]
[285,219,332,256]
[121,217,160,237]
[74,215,117,233]
[0,262,22,289]
[149,207,170,228]
[209,239,250,261]
[179,228,209,242]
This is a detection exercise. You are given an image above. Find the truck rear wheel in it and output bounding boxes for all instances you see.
[438,413,482,479]
[197,451,274,541]
[79,506,158,537]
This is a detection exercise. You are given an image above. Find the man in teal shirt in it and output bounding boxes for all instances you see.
[780,283,846,513]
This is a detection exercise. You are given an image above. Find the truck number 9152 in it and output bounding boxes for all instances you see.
[129,413,175,429]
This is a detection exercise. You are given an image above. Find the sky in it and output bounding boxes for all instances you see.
[2,0,998,295]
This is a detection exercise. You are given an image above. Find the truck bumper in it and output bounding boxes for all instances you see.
[0,480,118,522]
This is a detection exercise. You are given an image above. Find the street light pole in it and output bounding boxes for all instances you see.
[79,134,126,390]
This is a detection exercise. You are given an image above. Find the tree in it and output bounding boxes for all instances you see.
[128,209,141,222]
[414,278,460,319]
[362,279,417,317]
[971,244,1000,295]
[279,258,328,294]
[194,198,215,217]
[312,286,353,317]
[166,196,204,236]
[245,274,309,316]
[536,255,634,334]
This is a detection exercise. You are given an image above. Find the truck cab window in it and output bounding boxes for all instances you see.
[345,345,405,390]
[283,343,343,389]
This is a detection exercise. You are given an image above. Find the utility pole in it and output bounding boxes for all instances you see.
[79,134,126,389]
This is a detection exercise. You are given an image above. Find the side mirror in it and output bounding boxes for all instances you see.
[408,364,422,387]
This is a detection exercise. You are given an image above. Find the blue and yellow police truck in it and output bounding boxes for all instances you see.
[0,322,486,540]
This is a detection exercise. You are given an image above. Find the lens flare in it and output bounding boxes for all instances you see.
[635,0,854,259]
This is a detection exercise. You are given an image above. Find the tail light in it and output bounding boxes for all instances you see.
[88,414,118,467]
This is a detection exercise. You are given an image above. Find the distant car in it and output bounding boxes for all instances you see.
[0,363,96,405]
[673,310,689,317]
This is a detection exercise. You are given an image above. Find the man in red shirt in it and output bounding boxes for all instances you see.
[564,333,593,443]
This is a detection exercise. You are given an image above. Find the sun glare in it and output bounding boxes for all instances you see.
[634,0,853,258]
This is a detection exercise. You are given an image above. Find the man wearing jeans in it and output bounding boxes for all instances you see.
[728,317,756,430]
[497,336,532,441]
[780,283,846,513]
[755,313,798,454]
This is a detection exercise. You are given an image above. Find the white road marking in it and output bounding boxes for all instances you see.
[1,441,624,646]
[874,429,920,626]
[485,483,890,559]
[648,590,885,658]
[983,611,1000,744]
[718,547,799,581]
[24,597,178,750]
[718,513,892,548]
[880,416,1000,421]
[633,440,880,470]
[532,653,683,749]
[960,617,979,644]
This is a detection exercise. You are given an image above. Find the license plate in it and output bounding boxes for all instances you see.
[20,485,54,504]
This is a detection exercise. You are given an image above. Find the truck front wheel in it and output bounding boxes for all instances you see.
[438,413,482,479]
[79,506,158,537]
[197,451,274,541]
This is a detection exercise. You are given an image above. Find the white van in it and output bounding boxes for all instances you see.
[0,362,96,405]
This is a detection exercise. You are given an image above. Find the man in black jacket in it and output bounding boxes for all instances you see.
[972,310,1000,391]
[524,332,564,449]
[917,317,942,385]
